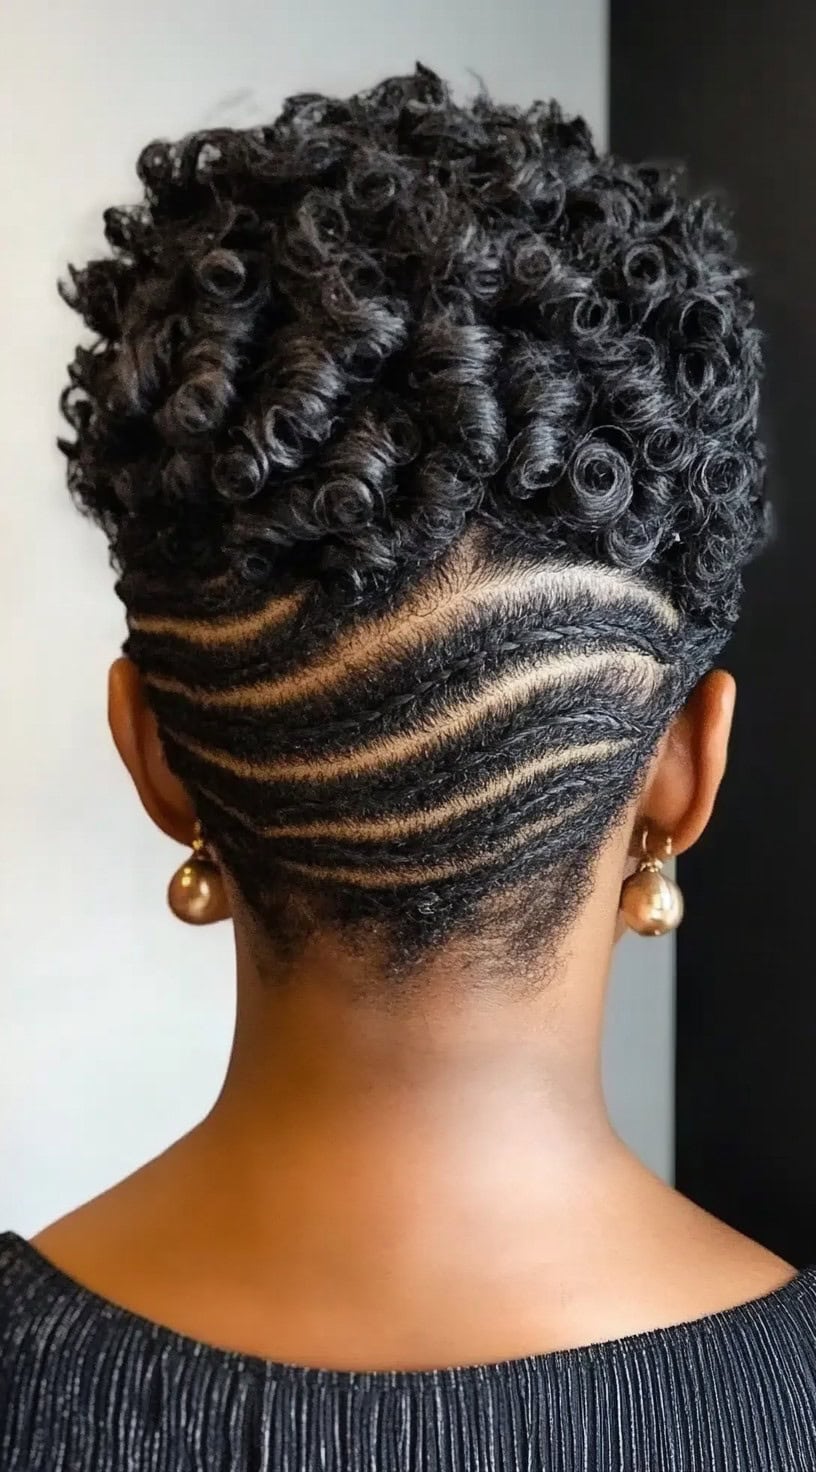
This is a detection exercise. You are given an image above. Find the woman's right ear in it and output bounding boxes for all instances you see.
[636,668,736,856]
[108,656,196,846]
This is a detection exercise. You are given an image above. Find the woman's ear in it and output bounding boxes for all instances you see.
[637,669,736,855]
[108,656,196,846]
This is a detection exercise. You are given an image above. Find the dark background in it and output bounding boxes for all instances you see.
[611,1,816,1265]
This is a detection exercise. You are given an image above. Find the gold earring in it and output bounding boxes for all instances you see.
[620,825,684,937]
[167,820,229,925]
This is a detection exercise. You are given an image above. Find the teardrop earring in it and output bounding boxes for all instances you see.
[619,825,684,937]
[167,820,229,925]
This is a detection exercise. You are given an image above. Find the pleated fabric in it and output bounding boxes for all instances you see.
[3,1232,816,1470]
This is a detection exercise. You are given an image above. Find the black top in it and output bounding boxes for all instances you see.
[2,1232,816,1470]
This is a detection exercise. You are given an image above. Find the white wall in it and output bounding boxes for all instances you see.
[0,0,671,1235]
[603,934,674,1180]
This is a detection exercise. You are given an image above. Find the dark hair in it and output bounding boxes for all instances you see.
[58,64,767,984]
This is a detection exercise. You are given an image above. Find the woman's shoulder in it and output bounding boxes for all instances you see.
[4,1221,816,1375]
[5,1227,816,1472]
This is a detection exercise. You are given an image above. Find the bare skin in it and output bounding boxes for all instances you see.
[32,660,793,1372]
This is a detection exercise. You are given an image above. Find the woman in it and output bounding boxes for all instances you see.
[2,64,814,1471]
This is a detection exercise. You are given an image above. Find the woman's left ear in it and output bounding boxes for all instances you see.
[108,656,196,846]
[637,668,736,855]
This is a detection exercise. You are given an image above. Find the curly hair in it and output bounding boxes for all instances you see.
[58,64,768,983]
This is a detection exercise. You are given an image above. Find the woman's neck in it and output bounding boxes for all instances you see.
[31,918,793,1370]
[201,922,618,1245]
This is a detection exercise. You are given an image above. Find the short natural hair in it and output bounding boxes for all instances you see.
[58,65,767,981]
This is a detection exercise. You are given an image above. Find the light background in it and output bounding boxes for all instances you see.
[0,0,673,1232]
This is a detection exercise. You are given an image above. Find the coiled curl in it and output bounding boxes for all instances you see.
[59,64,767,647]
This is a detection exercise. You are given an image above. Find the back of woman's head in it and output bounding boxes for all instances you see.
[59,65,767,981]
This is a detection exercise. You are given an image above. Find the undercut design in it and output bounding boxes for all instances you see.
[129,587,306,646]
[195,737,625,842]
[58,66,767,980]
[139,535,679,708]
[276,796,593,890]
[159,646,664,782]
